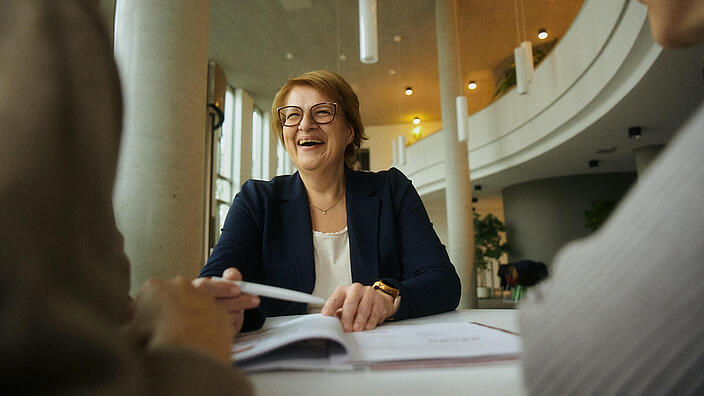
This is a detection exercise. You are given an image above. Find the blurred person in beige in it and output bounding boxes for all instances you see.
[0,0,252,394]
[520,0,704,394]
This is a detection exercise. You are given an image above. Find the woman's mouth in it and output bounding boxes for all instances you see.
[297,138,324,147]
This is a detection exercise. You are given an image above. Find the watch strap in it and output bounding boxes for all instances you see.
[373,280,400,299]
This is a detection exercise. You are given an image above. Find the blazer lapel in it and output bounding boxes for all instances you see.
[346,169,380,284]
[279,172,315,293]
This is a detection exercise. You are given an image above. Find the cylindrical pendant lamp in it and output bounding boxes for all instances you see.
[359,0,378,64]
[514,45,530,95]
[520,41,534,83]
[397,135,406,165]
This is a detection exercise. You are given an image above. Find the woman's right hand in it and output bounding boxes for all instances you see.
[191,267,261,334]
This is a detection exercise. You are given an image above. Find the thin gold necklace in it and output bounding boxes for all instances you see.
[309,193,344,215]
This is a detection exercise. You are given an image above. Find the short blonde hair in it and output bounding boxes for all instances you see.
[271,70,367,166]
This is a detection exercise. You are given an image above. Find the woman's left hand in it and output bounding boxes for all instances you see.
[321,283,397,332]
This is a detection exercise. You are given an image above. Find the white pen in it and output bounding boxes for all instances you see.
[210,277,326,306]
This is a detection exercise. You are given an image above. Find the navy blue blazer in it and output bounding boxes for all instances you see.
[200,167,461,330]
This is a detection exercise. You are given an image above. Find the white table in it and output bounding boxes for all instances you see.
[247,309,526,396]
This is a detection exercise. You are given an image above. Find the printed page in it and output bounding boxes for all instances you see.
[344,322,521,364]
[232,314,347,363]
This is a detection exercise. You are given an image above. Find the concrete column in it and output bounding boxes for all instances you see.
[264,112,279,180]
[435,0,476,308]
[113,0,210,294]
[234,88,254,187]
[634,145,664,177]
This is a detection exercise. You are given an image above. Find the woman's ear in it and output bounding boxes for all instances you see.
[346,126,354,145]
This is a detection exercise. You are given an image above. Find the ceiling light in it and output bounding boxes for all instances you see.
[538,28,548,40]
[628,126,642,139]
[389,69,396,75]
[405,87,413,95]
[412,126,421,138]
[285,52,294,60]
[396,135,406,165]
[521,41,534,83]
[359,0,379,64]
[393,35,402,42]
[339,53,347,61]
[412,117,421,125]
[514,44,531,94]
[588,159,600,168]
[467,81,477,90]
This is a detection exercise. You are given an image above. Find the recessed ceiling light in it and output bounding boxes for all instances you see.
[389,69,396,75]
[285,52,294,60]
[412,117,421,125]
[339,53,347,61]
[628,126,642,139]
[405,87,413,96]
[538,28,548,40]
[394,35,402,42]
[467,81,477,90]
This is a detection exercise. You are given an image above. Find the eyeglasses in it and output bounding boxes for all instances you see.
[277,102,337,127]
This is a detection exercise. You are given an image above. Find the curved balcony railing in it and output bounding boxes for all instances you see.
[397,0,662,196]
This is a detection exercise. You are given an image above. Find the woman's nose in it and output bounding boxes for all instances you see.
[297,109,319,130]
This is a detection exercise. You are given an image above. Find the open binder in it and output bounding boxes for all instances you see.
[232,314,521,372]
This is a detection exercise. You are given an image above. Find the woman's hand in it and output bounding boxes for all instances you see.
[321,283,398,332]
[191,267,261,334]
[125,276,235,364]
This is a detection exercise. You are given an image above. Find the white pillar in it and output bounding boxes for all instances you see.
[234,88,254,187]
[113,0,210,294]
[265,112,279,180]
[436,0,476,308]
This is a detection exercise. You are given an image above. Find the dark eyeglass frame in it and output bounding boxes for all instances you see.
[276,102,338,127]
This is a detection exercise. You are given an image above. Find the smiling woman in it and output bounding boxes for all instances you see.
[197,70,461,333]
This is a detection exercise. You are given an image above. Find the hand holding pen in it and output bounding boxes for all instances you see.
[192,267,262,335]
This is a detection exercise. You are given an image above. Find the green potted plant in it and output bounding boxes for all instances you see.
[474,212,511,298]
[584,199,616,232]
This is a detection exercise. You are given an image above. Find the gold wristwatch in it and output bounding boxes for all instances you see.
[373,280,400,299]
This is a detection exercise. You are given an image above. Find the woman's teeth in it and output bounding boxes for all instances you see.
[298,139,323,147]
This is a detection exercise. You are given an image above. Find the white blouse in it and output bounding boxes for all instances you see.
[307,226,352,313]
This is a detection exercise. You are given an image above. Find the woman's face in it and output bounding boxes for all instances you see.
[280,85,353,173]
